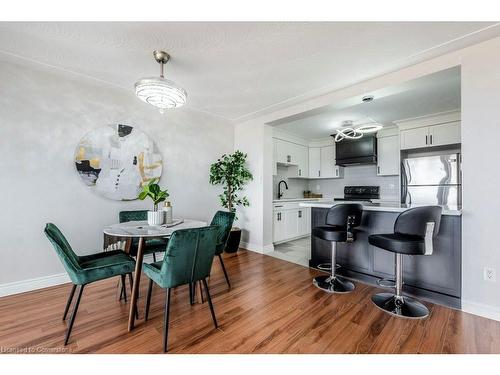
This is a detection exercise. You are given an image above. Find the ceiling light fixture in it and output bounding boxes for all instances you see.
[135,50,187,113]
[362,95,374,103]
[356,123,383,134]
[333,122,383,142]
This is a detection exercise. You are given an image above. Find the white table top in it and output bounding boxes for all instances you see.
[103,219,207,238]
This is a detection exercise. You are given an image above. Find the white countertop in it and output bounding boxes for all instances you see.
[273,197,336,203]
[298,201,462,216]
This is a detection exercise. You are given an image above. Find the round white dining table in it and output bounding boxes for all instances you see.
[103,219,207,331]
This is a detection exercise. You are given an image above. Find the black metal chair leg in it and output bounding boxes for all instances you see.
[145,279,153,321]
[189,282,194,305]
[62,284,77,321]
[64,284,85,345]
[218,254,231,288]
[153,253,157,262]
[128,273,139,319]
[121,274,127,302]
[199,281,205,303]
[163,288,171,353]
[202,278,218,329]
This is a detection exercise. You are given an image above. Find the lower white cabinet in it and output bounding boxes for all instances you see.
[273,211,287,243]
[273,202,311,243]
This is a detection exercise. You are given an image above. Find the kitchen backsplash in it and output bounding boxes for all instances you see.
[308,165,399,201]
[274,164,399,201]
[273,165,309,199]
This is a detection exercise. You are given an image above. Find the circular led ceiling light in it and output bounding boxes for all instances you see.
[135,50,187,113]
[356,123,383,134]
[334,127,363,142]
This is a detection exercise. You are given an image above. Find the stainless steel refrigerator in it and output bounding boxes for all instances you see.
[401,153,461,206]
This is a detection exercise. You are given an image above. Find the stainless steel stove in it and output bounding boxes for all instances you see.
[333,186,380,202]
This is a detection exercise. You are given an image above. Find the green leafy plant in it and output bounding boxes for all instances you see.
[138,178,169,211]
[209,150,253,215]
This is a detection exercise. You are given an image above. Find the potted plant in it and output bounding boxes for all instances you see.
[209,150,253,253]
[138,178,169,226]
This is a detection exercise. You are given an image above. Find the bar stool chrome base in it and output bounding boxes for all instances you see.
[313,275,355,294]
[371,292,429,319]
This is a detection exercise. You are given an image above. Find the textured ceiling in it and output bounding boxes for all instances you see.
[0,22,497,122]
[273,67,461,140]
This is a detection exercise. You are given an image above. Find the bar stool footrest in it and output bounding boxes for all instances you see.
[376,278,397,288]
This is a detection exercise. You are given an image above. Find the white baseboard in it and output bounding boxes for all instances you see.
[462,300,500,322]
[0,273,71,297]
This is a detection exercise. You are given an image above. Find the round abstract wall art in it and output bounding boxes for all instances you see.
[75,124,163,201]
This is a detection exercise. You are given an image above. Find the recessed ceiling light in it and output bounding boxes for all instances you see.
[362,95,374,103]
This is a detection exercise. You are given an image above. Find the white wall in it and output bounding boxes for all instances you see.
[0,57,234,292]
[235,36,500,321]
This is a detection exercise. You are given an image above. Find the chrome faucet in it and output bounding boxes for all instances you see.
[278,180,288,199]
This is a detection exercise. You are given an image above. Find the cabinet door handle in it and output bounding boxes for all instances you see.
[298,211,302,218]
[377,166,380,174]
[425,135,428,145]
[287,155,291,163]
[298,169,301,176]
[335,168,338,177]
[430,135,433,145]
[318,170,321,177]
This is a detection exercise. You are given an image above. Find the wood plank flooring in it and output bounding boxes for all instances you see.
[1,249,500,353]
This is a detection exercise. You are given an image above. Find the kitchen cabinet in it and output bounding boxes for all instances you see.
[274,138,309,177]
[308,147,321,178]
[297,208,310,236]
[400,121,461,150]
[429,121,461,147]
[291,143,308,178]
[284,210,299,239]
[377,135,399,176]
[273,202,311,243]
[275,138,293,164]
[400,126,430,150]
[320,145,335,178]
[273,210,287,243]
[308,145,343,179]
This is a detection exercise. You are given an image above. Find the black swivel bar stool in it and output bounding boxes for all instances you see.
[368,206,442,319]
[312,203,363,293]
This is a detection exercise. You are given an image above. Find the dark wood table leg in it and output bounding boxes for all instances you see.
[128,237,145,331]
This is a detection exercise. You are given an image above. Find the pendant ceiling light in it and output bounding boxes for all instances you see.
[135,50,187,113]
[334,122,383,142]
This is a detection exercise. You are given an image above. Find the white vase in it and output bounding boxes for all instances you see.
[147,210,164,226]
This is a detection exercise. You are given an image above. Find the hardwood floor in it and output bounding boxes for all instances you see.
[1,249,500,354]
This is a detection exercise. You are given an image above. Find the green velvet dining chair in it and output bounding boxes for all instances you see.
[210,210,236,288]
[143,226,219,352]
[119,210,169,262]
[44,223,137,345]
[189,210,235,305]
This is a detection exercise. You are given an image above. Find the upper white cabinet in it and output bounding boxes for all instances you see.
[273,138,308,178]
[308,145,343,179]
[275,138,294,164]
[400,126,430,150]
[377,133,399,176]
[308,147,321,178]
[429,121,461,147]
[398,112,461,150]
[320,145,335,178]
[293,144,309,178]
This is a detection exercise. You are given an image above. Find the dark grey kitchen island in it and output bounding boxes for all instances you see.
[299,202,462,308]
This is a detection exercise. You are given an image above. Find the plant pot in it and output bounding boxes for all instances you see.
[224,227,241,254]
[147,210,165,226]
